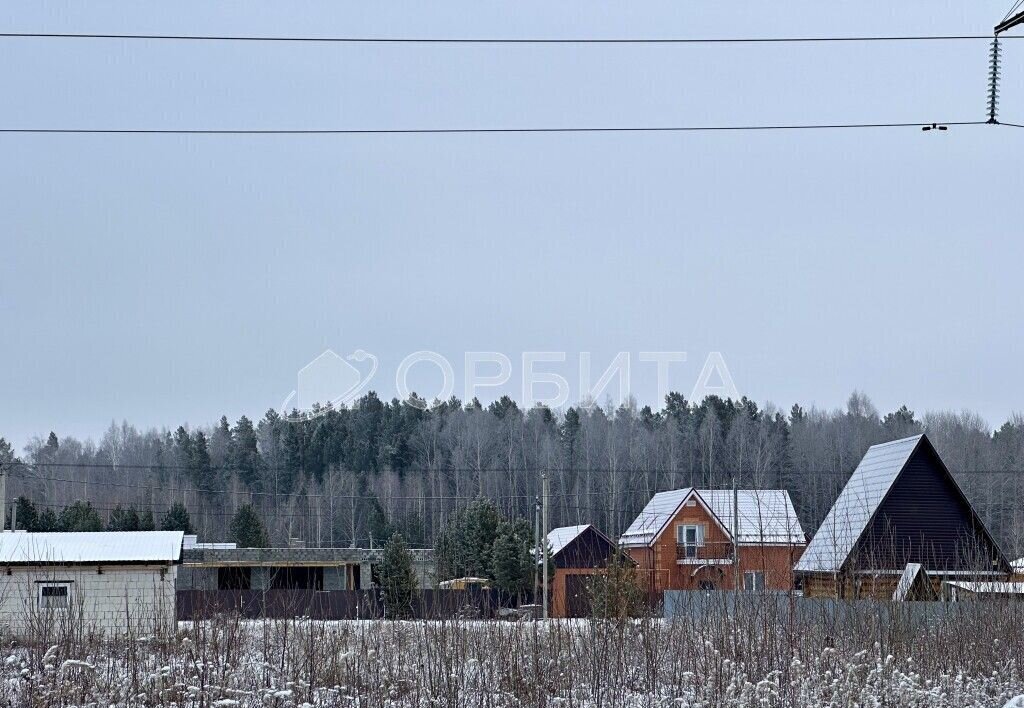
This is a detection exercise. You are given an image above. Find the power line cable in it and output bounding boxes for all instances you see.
[0,121,988,135]
[0,32,1018,44]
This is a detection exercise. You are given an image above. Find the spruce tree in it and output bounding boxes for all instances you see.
[229,504,270,548]
[161,502,194,534]
[380,532,418,619]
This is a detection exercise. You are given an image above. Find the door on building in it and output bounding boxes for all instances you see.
[565,573,594,618]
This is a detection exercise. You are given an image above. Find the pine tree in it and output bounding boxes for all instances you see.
[108,504,141,531]
[232,415,262,487]
[434,499,503,580]
[229,504,270,548]
[190,431,212,483]
[11,497,38,531]
[139,509,156,531]
[161,502,194,534]
[380,532,418,619]
[490,522,533,602]
[58,501,104,532]
[367,497,393,547]
[36,508,58,532]
[0,437,15,466]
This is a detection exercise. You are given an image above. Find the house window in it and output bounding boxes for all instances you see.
[677,524,704,558]
[38,583,71,609]
[743,571,765,592]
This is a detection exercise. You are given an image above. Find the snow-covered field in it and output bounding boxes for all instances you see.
[2,603,1024,706]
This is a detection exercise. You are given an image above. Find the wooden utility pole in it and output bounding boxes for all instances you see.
[542,472,550,620]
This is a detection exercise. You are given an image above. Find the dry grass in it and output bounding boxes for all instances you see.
[1,596,1023,706]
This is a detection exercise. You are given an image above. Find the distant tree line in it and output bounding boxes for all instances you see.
[7,497,270,548]
[2,390,1024,554]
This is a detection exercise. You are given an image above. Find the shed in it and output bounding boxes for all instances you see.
[0,530,184,639]
[795,434,1010,598]
[545,524,630,617]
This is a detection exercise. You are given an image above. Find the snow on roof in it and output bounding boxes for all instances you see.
[0,531,184,565]
[619,488,804,547]
[794,435,922,574]
[698,489,805,545]
[546,525,591,557]
[893,562,926,601]
[945,581,1024,595]
[619,489,690,547]
[182,534,237,551]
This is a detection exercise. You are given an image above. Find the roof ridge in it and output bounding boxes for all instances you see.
[868,433,924,449]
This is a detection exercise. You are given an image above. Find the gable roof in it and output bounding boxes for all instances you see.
[795,435,922,573]
[893,562,926,601]
[619,488,804,547]
[0,531,185,565]
[795,434,1009,574]
[546,525,591,557]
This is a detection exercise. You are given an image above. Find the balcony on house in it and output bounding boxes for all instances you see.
[676,541,735,564]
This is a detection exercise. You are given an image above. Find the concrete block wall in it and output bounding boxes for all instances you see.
[0,565,177,639]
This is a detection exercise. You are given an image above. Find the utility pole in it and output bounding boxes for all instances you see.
[995,9,1024,35]
[989,8,1023,125]
[534,494,541,602]
[0,461,6,532]
[542,472,550,620]
[732,477,741,592]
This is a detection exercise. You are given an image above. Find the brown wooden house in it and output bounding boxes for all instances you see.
[620,488,806,593]
[795,434,1011,599]
[545,524,629,618]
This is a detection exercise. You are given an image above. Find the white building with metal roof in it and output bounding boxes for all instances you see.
[0,530,184,639]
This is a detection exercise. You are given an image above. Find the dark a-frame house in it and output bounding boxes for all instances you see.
[795,433,1011,599]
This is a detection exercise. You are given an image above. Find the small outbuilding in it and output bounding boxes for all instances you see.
[0,530,184,639]
[545,524,629,618]
[795,434,1011,599]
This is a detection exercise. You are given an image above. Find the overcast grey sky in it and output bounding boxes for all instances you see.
[1,1,1023,449]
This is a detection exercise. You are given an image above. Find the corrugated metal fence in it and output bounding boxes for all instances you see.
[177,589,502,621]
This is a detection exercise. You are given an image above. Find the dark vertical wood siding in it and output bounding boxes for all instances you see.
[855,440,1004,572]
[553,527,622,569]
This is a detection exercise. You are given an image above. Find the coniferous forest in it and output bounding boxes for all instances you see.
[3,390,1024,555]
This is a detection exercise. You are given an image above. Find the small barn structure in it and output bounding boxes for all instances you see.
[0,530,183,639]
[545,524,629,618]
[795,434,1011,599]
[620,489,805,593]
[892,563,935,601]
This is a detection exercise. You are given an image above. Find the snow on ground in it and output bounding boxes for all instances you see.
[0,611,1022,706]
